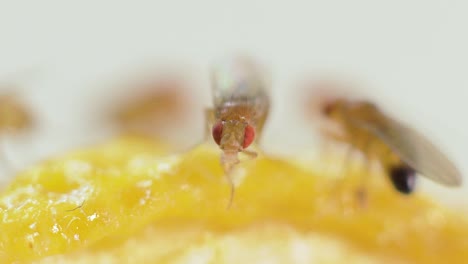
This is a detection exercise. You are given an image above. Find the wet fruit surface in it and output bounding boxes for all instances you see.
[0,137,467,263]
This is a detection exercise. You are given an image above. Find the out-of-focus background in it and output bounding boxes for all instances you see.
[0,1,467,207]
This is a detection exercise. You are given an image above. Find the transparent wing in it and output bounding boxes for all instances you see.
[210,56,270,108]
[355,113,462,187]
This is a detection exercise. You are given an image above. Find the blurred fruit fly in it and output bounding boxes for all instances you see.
[208,56,270,207]
[307,80,462,195]
[0,92,34,176]
[110,75,193,139]
[0,93,33,135]
[0,68,41,135]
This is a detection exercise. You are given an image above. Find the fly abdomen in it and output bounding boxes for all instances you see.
[387,164,417,194]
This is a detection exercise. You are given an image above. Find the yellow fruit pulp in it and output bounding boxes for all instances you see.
[0,137,467,263]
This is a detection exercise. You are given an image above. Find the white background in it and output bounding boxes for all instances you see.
[0,1,466,207]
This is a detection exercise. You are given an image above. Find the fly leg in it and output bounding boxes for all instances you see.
[326,145,355,206]
[355,162,370,209]
[319,125,350,175]
[354,135,374,209]
[168,107,216,156]
[317,126,356,207]
[241,149,258,160]
[322,127,352,181]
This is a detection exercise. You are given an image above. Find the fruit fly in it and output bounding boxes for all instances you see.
[110,75,193,140]
[307,81,462,196]
[0,93,33,135]
[208,57,270,207]
[0,92,34,177]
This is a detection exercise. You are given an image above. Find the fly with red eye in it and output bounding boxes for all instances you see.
[209,56,270,208]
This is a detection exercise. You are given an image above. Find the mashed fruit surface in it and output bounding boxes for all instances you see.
[0,137,467,263]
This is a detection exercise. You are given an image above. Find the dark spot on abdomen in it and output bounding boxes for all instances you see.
[388,164,416,194]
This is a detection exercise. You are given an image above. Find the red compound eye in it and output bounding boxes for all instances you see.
[212,122,223,145]
[243,125,255,148]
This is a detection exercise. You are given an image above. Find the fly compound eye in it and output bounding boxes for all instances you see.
[212,121,224,145]
[388,165,416,194]
[242,125,255,148]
